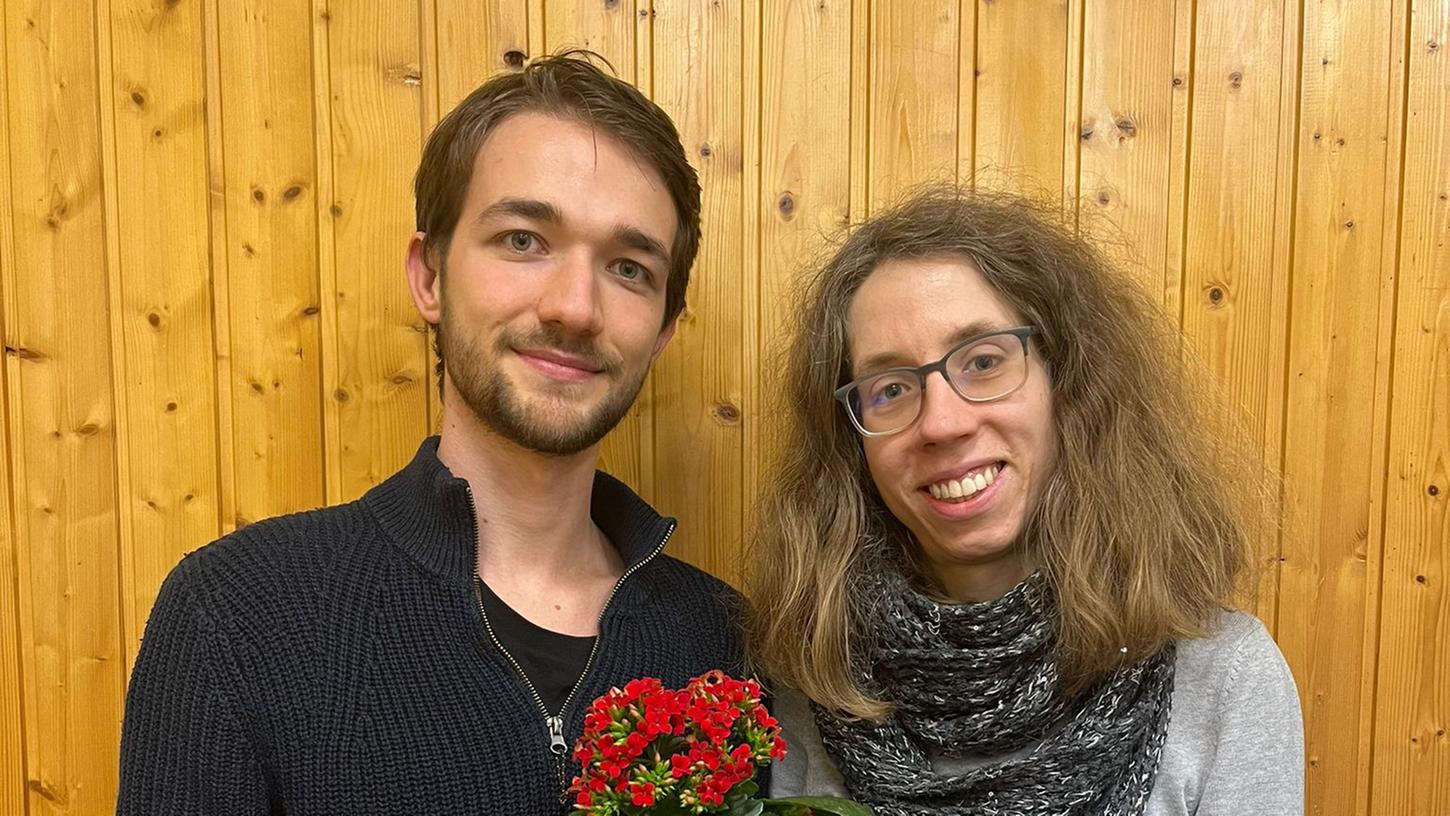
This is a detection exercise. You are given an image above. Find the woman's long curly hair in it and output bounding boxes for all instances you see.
[743,185,1272,719]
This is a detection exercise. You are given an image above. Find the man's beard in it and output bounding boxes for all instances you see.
[440,313,648,456]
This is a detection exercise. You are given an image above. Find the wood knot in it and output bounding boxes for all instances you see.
[302,304,320,316]
[146,312,162,328]
[1228,71,1243,89]
[1171,75,1184,88]
[1344,220,1355,230]
[1429,484,1441,496]
[391,373,414,386]
[1114,117,1136,138]
[330,203,344,217]
[1080,122,1095,140]
[4,345,44,361]
[282,184,304,201]
[1416,574,1428,583]
[1207,286,1226,306]
[129,89,146,109]
[712,401,740,424]
[777,191,796,220]
[1312,131,1322,142]
[334,388,350,403]
[165,401,178,413]
[251,187,266,204]
[241,243,256,257]
[503,50,526,69]
[1096,190,1111,206]
[151,127,164,142]
[249,380,264,394]
[1429,40,1441,53]
[699,143,713,158]
[76,423,100,437]
[387,65,422,87]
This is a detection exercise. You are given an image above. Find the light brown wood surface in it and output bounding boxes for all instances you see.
[0,2,1444,813]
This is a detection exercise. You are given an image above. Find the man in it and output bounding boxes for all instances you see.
[118,52,744,815]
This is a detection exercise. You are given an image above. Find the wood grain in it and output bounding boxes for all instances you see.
[649,0,746,582]
[3,1,126,811]
[318,0,430,502]
[868,0,960,205]
[216,0,326,526]
[1276,1,1399,812]
[1372,0,1450,810]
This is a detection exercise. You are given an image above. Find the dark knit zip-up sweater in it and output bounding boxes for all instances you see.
[118,437,748,815]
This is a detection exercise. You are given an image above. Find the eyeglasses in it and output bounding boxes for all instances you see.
[834,326,1037,437]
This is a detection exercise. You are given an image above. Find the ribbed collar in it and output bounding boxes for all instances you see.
[363,436,676,583]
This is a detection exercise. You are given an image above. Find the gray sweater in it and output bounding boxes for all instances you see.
[770,610,1304,815]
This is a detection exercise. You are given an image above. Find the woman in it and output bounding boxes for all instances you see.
[747,187,1303,815]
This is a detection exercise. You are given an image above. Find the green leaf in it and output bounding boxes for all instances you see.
[761,796,874,816]
[725,799,764,816]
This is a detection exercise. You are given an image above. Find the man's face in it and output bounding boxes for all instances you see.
[433,112,679,455]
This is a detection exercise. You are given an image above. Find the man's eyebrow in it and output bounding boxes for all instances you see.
[610,225,671,266]
[472,197,562,227]
[851,319,1007,376]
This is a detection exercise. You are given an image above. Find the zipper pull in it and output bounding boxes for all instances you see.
[546,715,567,756]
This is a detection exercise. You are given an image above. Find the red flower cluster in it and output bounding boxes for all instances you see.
[570,671,788,814]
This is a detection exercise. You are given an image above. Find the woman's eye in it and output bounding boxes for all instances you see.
[505,232,537,252]
[965,354,1002,372]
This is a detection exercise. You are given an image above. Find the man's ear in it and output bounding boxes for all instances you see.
[405,231,442,324]
[650,315,678,363]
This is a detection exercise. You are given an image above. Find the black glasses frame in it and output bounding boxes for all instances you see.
[834,326,1037,437]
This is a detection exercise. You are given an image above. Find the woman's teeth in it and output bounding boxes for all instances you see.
[928,464,1000,502]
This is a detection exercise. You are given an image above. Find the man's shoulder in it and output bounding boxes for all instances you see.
[642,554,747,626]
[169,500,384,601]
[648,554,741,599]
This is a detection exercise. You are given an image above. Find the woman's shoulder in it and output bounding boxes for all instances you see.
[766,686,849,799]
[1173,609,1293,701]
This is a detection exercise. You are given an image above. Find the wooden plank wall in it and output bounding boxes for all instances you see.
[0,1,1444,813]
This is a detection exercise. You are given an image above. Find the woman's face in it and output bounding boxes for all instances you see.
[845,257,1058,601]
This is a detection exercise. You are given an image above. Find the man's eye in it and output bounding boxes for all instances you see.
[614,260,648,283]
[505,232,537,252]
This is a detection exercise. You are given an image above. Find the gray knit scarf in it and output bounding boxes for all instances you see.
[812,570,1174,816]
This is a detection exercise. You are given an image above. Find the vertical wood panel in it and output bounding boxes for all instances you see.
[218,1,325,527]
[544,0,638,78]
[758,0,852,368]
[754,0,853,508]
[650,0,745,580]
[868,0,959,205]
[1373,0,1450,810]
[105,0,220,661]
[320,0,430,501]
[0,1,28,809]
[974,0,1070,197]
[1178,0,1295,632]
[1277,1,1400,812]
[432,2,529,133]
[2,1,127,811]
[1077,0,1178,302]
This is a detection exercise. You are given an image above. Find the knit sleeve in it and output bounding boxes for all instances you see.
[1194,616,1305,816]
[117,559,271,815]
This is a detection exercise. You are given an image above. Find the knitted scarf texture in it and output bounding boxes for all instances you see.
[812,570,1175,816]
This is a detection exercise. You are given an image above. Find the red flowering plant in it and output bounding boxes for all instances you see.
[569,670,869,816]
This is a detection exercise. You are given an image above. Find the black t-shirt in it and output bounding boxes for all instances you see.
[476,578,596,714]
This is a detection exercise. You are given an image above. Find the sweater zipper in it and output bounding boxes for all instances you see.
[464,485,675,799]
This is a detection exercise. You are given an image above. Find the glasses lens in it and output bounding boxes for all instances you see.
[850,371,920,434]
[945,333,1027,401]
